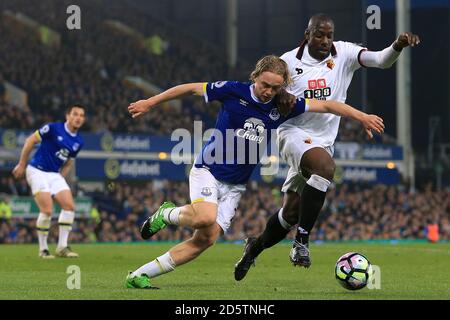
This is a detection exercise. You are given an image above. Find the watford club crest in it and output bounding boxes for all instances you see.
[326,59,335,70]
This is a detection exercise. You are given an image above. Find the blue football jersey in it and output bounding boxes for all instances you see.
[194,81,308,184]
[29,122,84,172]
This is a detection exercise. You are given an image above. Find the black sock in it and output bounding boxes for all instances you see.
[250,212,291,257]
[295,183,327,246]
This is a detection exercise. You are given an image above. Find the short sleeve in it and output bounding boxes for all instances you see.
[340,41,367,71]
[70,140,84,159]
[287,98,308,119]
[36,123,53,141]
[204,81,238,103]
[280,51,290,64]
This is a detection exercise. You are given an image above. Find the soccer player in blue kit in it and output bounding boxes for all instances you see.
[125,55,384,288]
[12,105,85,258]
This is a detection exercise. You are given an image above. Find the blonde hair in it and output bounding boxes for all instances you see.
[249,55,293,87]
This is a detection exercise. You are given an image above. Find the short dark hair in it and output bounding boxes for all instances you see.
[66,104,86,114]
[307,13,335,31]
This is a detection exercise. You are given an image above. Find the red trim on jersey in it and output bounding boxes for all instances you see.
[295,40,308,60]
[296,40,337,60]
[357,48,368,68]
[331,44,337,57]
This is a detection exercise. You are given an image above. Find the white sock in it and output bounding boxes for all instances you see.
[306,174,331,192]
[163,207,181,225]
[278,208,294,230]
[58,210,74,249]
[37,213,51,251]
[132,252,176,278]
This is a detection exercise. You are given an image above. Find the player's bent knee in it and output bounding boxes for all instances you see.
[324,163,336,181]
[301,148,336,181]
[309,163,335,182]
[191,202,217,228]
[193,214,216,229]
[191,223,221,250]
[193,236,216,250]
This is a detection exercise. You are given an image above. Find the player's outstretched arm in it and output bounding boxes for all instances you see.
[359,32,420,69]
[128,83,205,118]
[308,99,385,139]
[12,132,40,179]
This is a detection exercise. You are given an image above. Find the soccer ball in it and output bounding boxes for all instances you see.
[335,252,372,290]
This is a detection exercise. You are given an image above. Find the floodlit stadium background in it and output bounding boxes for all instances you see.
[0,0,449,245]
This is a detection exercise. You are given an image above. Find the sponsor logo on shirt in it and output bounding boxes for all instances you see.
[295,67,303,75]
[236,117,266,144]
[304,78,331,100]
[56,148,70,162]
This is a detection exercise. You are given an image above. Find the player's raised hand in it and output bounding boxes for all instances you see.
[394,32,420,50]
[128,99,153,118]
[361,114,384,139]
[275,89,296,117]
[12,163,26,179]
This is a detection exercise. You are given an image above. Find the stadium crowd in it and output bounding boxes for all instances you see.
[0,0,238,135]
[1,179,449,244]
[0,0,396,144]
[1,0,440,246]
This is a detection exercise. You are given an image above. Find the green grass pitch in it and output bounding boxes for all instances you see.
[0,242,449,300]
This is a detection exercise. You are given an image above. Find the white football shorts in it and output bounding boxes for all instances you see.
[189,166,246,233]
[277,127,334,194]
[26,165,70,196]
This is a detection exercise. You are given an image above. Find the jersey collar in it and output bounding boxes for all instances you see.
[250,84,273,105]
[64,122,77,137]
[296,39,337,61]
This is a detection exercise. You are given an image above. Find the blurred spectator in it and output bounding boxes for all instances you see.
[0,0,391,144]
[0,102,35,129]
[1,0,440,245]
[0,177,30,196]
[0,0,240,136]
[0,179,448,243]
[0,196,12,221]
[338,118,397,144]
[0,73,5,103]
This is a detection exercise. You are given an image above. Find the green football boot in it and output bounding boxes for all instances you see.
[140,201,175,239]
[125,272,159,289]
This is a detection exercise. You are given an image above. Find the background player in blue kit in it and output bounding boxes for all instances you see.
[12,105,86,258]
[125,55,384,288]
